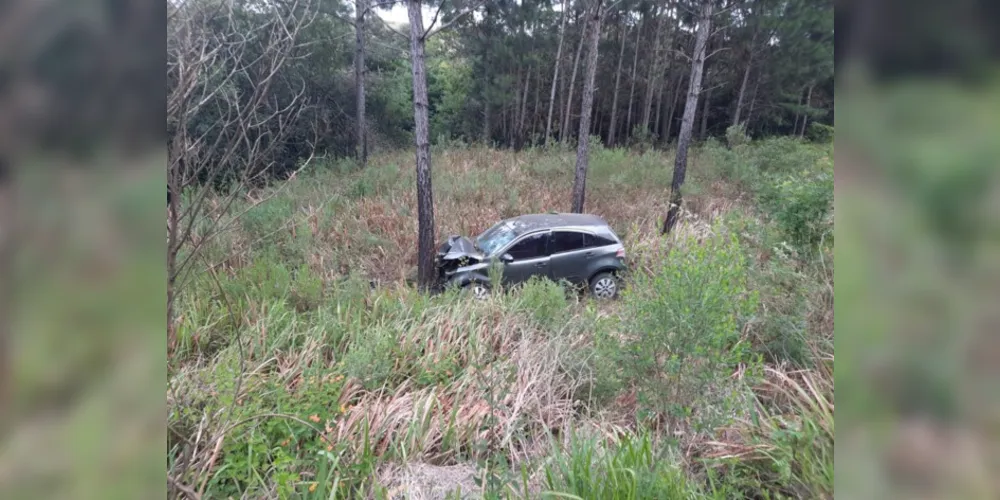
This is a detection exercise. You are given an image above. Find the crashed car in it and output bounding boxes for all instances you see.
[435,213,627,300]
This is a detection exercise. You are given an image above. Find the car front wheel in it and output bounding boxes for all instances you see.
[589,272,618,300]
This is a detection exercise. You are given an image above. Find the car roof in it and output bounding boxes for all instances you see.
[505,213,610,233]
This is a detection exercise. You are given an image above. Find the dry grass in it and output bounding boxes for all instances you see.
[168,144,834,499]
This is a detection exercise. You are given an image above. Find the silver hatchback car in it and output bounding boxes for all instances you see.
[435,213,627,299]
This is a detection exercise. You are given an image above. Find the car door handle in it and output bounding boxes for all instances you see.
[534,262,546,268]
[584,251,594,257]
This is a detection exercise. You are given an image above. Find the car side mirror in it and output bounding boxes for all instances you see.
[500,253,514,263]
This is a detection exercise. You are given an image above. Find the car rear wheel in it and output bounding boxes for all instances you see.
[589,272,618,300]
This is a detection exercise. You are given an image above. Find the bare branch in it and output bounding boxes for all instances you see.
[425,1,485,39]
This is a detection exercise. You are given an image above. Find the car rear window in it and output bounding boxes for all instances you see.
[586,233,618,248]
[550,231,586,254]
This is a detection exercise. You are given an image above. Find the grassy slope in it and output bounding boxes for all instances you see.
[168,139,833,499]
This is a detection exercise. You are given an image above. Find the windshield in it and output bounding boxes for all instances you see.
[475,221,518,256]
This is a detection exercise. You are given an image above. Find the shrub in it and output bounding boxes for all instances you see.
[725,124,750,148]
[760,167,834,251]
[806,122,834,143]
[542,432,703,499]
[613,228,759,431]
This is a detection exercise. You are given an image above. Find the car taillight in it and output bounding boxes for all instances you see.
[616,248,625,259]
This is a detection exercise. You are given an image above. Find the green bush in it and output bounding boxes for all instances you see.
[806,122,834,143]
[613,228,759,431]
[542,432,705,499]
[760,167,834,251]
[725,124,750,148]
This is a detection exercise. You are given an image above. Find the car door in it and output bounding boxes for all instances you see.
[548,230,589,284]
[499,231,550,286]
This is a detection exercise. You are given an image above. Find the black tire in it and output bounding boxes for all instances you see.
[589,272,619,300]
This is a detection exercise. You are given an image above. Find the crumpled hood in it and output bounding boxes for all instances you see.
[436,235,483,262]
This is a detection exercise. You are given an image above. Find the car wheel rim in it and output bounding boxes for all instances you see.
[593,277,616,298]
[472,285,489,300]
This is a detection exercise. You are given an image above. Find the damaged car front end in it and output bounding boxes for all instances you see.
[434,235,489,290]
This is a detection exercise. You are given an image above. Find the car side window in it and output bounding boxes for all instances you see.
[506,232,548,260]
[550,231,586,254]
[585,233,618,248]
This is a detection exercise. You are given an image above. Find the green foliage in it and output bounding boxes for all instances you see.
[515,276,569,330]
[542,433,715,499]
[725,124,751,148]
[759,166,834,251]
[806,122,834,143]
[611,228,759,430]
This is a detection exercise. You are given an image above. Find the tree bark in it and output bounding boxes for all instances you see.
[607,19,628,146]
[544,0,569,144]
[407,0,436,289]
[664,72,683,142]
[699,79,711,139]
[663,0,712,235]
[561,16,588,145]
[624,16,642,143]
[571,0,604,213]
[355,0,368,166]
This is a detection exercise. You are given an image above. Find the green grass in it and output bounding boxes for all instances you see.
[168,139,833,499]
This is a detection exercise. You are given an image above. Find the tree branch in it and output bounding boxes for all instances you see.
[425,2,483,39]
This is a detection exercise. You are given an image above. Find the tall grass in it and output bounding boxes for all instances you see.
[167,140,833,499]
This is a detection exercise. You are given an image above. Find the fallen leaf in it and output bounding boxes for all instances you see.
[309,414,321,423]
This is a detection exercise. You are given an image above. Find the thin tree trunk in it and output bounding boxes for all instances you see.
[571,0,604,213]
[792,86,804,136]
[663,0,712,235]
[641,10,665,133]
[746,71,761,132]
[518,65,532,148]
[561,17,588,145]
[544,0,569,144]
[699,80,711,139]
[665,72,682,141]
[607,20,628,146]
[653,59,670,139]
[799,83,813,137]
[407,0,436,289]
[732,59,751,127]
[355,0,368,166]
[531,63,542,143]
[624,16,642,142]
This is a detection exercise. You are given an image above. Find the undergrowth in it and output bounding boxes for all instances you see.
[168,139,833,499]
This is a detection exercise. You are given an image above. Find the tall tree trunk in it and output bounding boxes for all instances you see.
[665,72,682,141]
[355,0,368,166]
[792,86,804,137]
[746,71,761,132]
[561,18,588,145]
[799,83,813,137]
[641,10,666,133]
[518,65,532,148]
[624,17,642,142]
[663,0,711,235]
[531,63,542,143]
[699,80,711,139]
[732,59,751,127]
[407,0,436,289]
[544,0,569,144]
[653,59,670,139]
[607,20,628,146]
[571,0,604,213]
